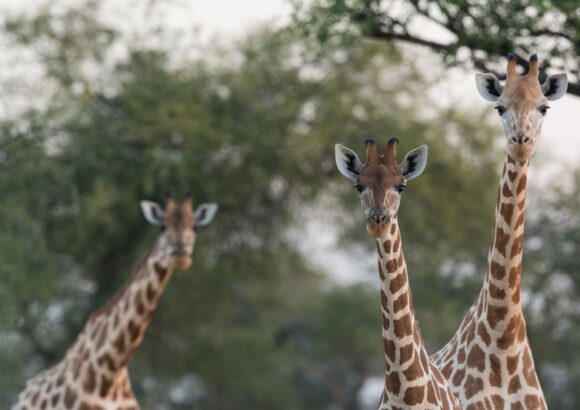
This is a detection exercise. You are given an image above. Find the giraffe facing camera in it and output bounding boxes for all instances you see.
[475,53,567,161]
[141,194,218,270]
[13,194,218,410]
[335,138,427,238]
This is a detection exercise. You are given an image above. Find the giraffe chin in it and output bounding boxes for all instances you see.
[172,256,192,271]
[366,222,391,238]
[507,142,535,162]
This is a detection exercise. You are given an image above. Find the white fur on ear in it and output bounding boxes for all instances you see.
[141,200,164,226]
[335,144,363,181]
[399,145,428,181]
[542,73,568,101]
[475,73,503,101]
[195,203,218,227]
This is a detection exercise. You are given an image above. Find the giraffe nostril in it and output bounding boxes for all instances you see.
[523,137,530,143]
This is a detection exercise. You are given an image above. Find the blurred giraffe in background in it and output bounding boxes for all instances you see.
[336,138,462,409]
[431,54,568,409]
[13,195,217,410]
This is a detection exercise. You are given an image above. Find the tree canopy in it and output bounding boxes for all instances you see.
[0,1,579,409]
[291,0,580,96]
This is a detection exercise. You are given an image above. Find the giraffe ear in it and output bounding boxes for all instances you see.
[335,144,363,181]
[195,203,218,227]
[542,73,568,101]
[399,145,427,181]
[475,73,503,101]
[141,200,165,226]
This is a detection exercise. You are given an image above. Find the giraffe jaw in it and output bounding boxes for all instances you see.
[366,221,391,238]
[172,255,192,270]
[506,141,536,162]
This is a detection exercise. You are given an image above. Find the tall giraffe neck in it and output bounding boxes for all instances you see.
[430,151,546,409]
[75,240,175,396]
[480,153,529,339]
[376,220,459,408]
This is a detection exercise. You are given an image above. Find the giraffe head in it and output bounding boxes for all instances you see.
[335,138,427,238]
[140,195,218,270]
[475,53,567,161]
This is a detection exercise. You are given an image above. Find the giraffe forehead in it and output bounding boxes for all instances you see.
[503,77,544,103]
[358,164,403,188]
[163,207,194,229]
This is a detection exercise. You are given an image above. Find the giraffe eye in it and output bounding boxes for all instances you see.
[494,106,506,116]
[396,184,406,194]
[354,183,364,193]
[539,105,550,116]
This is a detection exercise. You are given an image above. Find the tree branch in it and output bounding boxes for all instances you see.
[364,28,580,98]
[370,29,450,52]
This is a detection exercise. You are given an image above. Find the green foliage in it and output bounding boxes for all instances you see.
[291,0,580,95]
[521,172,580,408]
[7,1,579,409]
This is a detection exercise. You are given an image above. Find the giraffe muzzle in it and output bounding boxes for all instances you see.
[510,132,530,144]
[368,213,389,225]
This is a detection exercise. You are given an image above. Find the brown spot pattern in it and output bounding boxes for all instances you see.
[497,316,521,349]
[403,385,425,405]
[392,293,408,313]
[488,282,506,300]
[393,313,413,338]
[383,240,392,253]
[384,339,396,364]
[402,354,423,381]
[487,304,509,329]
[507,353,519,375]
[490,261,506,280]
[467,344,486,372]
[502,183,513,198]
[83,365,96,393]
[494,226,510,257]
[500,203,514,224]
[389,273,407,294]
[386,259,398,273]
[452,368,466,386]
[386,371,401,395]
[510,235,523,257]
[393,236,400,253]
[517,174,527,194]
[509,266,521,289]
[489,354,502,387]
[399,344,413,365]
[508,375,522,393]
[464,375,484,399]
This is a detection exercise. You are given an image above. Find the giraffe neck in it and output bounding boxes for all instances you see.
[479,152,529,342]
[75,240,175,397]
[377,219,454,407]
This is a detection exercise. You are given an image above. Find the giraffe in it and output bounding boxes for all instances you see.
[336,138,462,409]
[13,195,218,410]
[431,54,568,409]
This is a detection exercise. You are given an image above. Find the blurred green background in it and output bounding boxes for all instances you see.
[1,0,579,408]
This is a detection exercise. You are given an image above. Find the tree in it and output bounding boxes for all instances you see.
[521,172,580,409]
[0,1,506,408]
[291,0,580,96]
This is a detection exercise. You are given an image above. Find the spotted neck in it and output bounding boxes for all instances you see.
[377,219,460,409]
[480,153,529,341]
[75,240,175,396]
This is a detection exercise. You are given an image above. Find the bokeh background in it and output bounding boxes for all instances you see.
[1,0,579,408]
